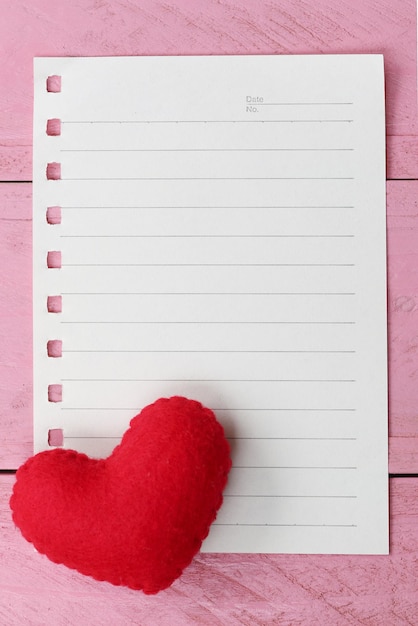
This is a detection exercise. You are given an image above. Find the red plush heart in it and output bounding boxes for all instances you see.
[10,396,231,594]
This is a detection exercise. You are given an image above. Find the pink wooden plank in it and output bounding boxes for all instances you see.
[390,438,418,475]
[1,475,417,624]
[4,135,415,185]
[387,181,418,473]
[0,0,416,182]
[0,147,30,182]
[2,181,417,471]
[387,136,418,181]
[0,184,32,468]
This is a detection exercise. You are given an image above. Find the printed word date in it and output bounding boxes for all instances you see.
[246,95,263,113]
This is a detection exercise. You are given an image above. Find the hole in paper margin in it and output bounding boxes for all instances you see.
[47,251,62,269]
[46,118,61,136]
[46,75,61,93]
[47,295,62,313]
[48,384,62,403]
[48,429,64,447]
[47,340,62,358]
[46,162,61,180]
[46,206,61,225]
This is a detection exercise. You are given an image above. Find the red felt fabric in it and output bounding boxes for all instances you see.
[10,396,231,594]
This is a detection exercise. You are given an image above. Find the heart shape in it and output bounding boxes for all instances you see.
[10,396,231,593]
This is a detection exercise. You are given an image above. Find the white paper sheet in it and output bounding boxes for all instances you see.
[33,55,388,554]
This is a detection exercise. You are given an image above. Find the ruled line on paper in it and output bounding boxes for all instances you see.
[61,293,356,296]
[231,466,358,469]
[62,434,356,444]
[212,524,358,527]
[223,495,357,498]
[60,205,355,209]
[229,437,357,440]
[214,408,358,411]
[59,233,355,239]
[60,321,357,324]
[61,148,355,152]
[62,263,355,267]
[61,378,357,382]
[60,407,357,412]
[63,349,356,352]
[62,119,354,124]
[62,176,354,181]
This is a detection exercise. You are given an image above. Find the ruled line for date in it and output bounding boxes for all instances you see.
[257,102,353,106]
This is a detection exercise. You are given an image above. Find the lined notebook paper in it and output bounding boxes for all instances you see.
[33,55,388,554]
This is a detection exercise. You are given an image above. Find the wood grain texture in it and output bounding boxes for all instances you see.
[1,181,417,471]
[0,475,417,626]
[0,184,32,468]
[387,181,418,473]
[0,0,416,181]
[387,136,418,180]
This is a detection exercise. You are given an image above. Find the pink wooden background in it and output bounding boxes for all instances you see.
[0,0,417,623]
